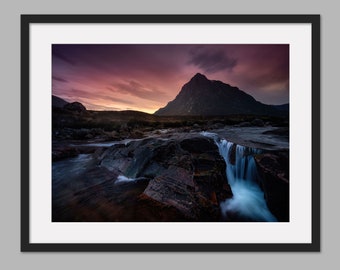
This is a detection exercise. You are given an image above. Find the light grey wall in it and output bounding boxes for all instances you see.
[0,0,336,269]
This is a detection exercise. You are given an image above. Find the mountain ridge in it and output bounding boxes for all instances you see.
[155,73,287,116]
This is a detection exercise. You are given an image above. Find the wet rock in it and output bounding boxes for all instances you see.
[53,170,150,222]
[98,135,232,221]
[255,151,289,221]
[52,144,103,161]
[262,127,289,138]
[143,166,197,218]
[135,193,187,222]
[142,137,231,220]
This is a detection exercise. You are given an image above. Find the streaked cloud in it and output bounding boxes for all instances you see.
[110,80,170,102]
[188,47,237,73]
[52,76,68,83]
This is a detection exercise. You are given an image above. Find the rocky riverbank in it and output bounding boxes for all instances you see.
[52,127,289,222]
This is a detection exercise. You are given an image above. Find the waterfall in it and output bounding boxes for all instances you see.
[217,139,277,222]
[201,132,277,222]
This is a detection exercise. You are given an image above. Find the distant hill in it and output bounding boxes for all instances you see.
[64,102,86,112]
[52,95,69,108]
[52,95,87,112]
[155,73,287,116]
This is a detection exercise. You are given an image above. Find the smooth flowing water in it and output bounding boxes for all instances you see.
[202,132,277,221]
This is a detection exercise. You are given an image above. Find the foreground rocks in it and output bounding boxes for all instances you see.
[140,137,232,221]
[255,151,289,221]
[99,135,232,221]
[53,134,232,222]
[52,129,289,222]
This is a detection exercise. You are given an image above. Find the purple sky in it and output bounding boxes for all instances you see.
[52,44,289,113]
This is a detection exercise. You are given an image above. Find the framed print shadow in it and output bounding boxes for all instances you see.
[21,14,320,252]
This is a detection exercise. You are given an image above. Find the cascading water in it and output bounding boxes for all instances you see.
[201,132,277,222]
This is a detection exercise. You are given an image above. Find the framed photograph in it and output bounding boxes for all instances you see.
[21,15,320,251]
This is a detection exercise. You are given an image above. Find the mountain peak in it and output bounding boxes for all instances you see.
[191,73,208,82]
[155,74,285,116]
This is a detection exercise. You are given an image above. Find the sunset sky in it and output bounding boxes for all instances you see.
[52,44,289,113]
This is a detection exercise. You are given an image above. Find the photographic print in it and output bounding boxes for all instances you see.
[52,44,289,223]
[21,15,320,251]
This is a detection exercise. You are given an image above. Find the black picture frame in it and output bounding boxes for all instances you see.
[21,14,320,252]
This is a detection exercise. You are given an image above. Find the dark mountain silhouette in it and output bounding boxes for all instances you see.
[52,95,69,108]
[52,95,87,112]
[272,103,289,112]
[155,73,287,116]
[64,102,87,112]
